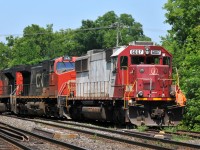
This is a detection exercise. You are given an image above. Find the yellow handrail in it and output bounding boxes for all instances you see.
[121,66,129,109]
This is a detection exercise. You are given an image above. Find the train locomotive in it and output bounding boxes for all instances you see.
[0,56,76,118]
[0,41,186,126]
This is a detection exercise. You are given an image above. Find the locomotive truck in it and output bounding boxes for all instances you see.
[0,41,186,126]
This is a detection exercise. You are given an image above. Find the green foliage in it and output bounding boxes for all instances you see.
[164,0,200,45]
[137,125,148,132]
[0,42,10,69]
[75,11,151,54]
[0,11,150,68]
[172,135,191,142]
[183,99,200,131]
[163,0,200,131]
[6,24,55,66]
[164,127,177,133]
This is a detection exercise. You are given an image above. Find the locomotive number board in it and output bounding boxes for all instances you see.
[130,49,144,55]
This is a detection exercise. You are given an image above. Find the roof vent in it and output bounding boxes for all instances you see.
[129,41,155,46]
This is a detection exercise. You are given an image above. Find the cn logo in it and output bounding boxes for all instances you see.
[150,67,159,75]
[36,73,44,88]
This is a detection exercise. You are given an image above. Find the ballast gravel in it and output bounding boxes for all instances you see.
[0,115,151,150]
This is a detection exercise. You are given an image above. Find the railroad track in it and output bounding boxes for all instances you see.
[0,124,31,150]
[4,115,200,150]
[36,119,200,149]
[175,130,200,139]
[0,136,28,150]
[146,129,200,139]
[1,115,200,149]
[0,121,87,150]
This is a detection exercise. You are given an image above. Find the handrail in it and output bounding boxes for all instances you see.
[11,85,18,96]
[175,67,180,87]
[58,82,68,97]
[127,80,137,99]
[76,81,109,98]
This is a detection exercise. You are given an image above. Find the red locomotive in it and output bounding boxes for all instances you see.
[0,41,186,126]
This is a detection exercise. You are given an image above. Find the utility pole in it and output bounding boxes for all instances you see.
[116,22,120,47]
[112,21,129,47]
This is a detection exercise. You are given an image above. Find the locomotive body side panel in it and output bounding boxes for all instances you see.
[30,65,44,96]
[75,50,112,98]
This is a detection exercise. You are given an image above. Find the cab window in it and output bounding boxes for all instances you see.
[146,57,160,64]
[131,56,144,64]
[120,56,128,69]
[56,62,75,74]
[163,57,171,66]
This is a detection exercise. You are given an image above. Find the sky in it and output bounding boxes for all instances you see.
[0,0,170,44]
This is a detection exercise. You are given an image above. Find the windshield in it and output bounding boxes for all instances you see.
[131,56,160,65]
[56,62,75,73]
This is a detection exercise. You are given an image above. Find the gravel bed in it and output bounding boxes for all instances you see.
[0,115,151,150]
[1,115,199,149]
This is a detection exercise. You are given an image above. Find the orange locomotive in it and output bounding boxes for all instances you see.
[0,56,76,118]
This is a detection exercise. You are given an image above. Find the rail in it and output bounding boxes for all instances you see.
[24,117,200,150]
[0,121,87,150]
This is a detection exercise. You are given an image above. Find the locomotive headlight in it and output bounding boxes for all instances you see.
[140,68,144,73]
[138,91,143,97]
[128,99,133,105]
[145,47,150,55]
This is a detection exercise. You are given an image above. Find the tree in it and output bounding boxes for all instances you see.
[50,29,83,57]
[164,0,200,45]
[75,11,151,54]
[4,11,151,67]
[163,0,200,130]
[0,42,10,69]
[7,24,55,66]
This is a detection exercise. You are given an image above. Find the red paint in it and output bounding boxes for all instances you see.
[0,80,3,95]
[53,56,77,96]
[16,72,23,95]
[113,45,173,101]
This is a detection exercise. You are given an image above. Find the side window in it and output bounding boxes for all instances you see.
[163,57,171,66]
[75,59,88,72]
[111,57,118,73]
[131,56,144,64]
[120,56,128,69]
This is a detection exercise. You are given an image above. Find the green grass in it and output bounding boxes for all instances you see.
[137,125,148,132]
[172,135,191,141]
[163,126,177,133]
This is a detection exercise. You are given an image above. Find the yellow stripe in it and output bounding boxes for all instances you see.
[137,98,174,101]
[153,98,162,100]
[167,98,174,100]
[137,98,148,100]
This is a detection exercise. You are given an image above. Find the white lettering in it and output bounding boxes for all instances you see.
[130,49,144,55]
[36,73,43,88]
